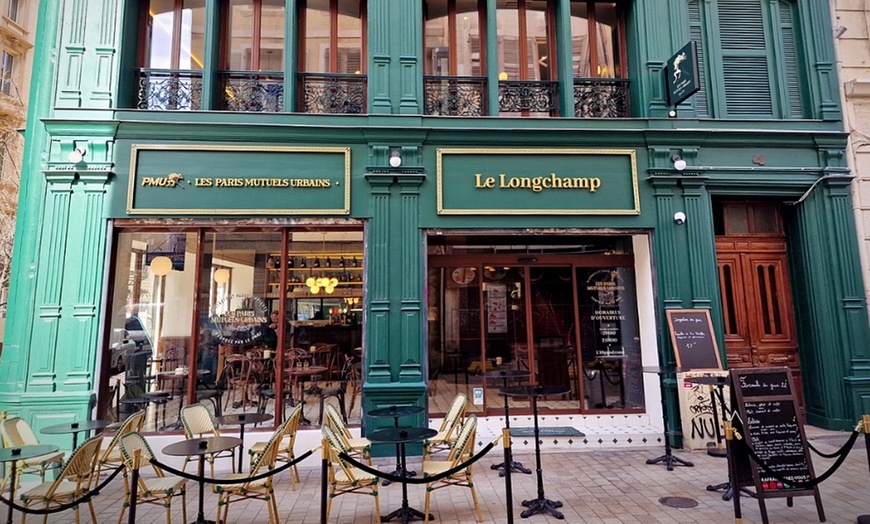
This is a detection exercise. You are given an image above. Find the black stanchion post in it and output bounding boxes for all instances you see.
[724,421,742,524]
[128,449,140,524]
[321,440,329,524]
[502,428,514,524]
[858,416,870,524]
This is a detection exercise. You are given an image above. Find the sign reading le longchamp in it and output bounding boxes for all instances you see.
[437,149,639,215]
[127,145,351,215]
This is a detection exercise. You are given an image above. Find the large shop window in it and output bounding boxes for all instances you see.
[427,234,644,417]
[101,228,364,433]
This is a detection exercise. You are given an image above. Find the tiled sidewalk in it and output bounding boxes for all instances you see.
[10,430,870,523]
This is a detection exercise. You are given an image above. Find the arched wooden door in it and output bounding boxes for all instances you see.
[715,202,804,409]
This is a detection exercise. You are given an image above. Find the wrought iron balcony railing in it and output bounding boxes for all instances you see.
[423,76,486,116]
[220,72,284,112]
[137,69,203,110]
[299,73,366,114]
[498,80,559,115]
[573,78,630,118]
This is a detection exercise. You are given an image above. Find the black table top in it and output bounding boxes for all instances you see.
[367,427,438,445]
[500,385,571,398]
[41,419,111,435]
[162,436,242,457]
[216,413,273,426]
[368,405,425,419]
[684,375,729,386]
[478,369,532,380]
[0,444,59,463]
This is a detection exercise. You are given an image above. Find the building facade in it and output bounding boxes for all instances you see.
[2,0,869,448]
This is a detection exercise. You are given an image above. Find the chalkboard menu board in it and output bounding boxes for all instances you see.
[666,309,722,370]
[730,367,824,523]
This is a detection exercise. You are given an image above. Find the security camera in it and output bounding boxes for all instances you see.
[674,212,686,225]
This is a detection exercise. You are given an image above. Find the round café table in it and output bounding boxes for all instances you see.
[163,436,242,524]
[215,412,272,472]
[1,444,59,524]
[367,427,438,524]
[480,369,532,477]
[40,419,110,449]
[368,405,425,486]
[286,365,328,425]
[500,384,570,520]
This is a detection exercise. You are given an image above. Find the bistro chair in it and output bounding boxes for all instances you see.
[223,353,253,411]
[216,417,289,524]
[423,392,468,457]
[95,409,146,479]
[249,404,303,490]
[0,417,65,491]
[117,431,188,524]
[318,355,356,425]
[179,404,236,475]
[322,423,380,523]
[323,403,371,464]
[422,415,482,523]
[19,435,102,524]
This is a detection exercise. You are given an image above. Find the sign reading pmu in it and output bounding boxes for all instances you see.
[665,41,701,107]
[437,148,639,215]
[127,144,351,215]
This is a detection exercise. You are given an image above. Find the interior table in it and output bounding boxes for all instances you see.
[1,444,59,524]
[163,436,242,524]
[215,412,272,472]
[500,384,570,519]
[157,369,210,430]
[286,365,328,425]
[642,366,694,471]
[40,419,110,449]
[480,369,532,477]
[367,427,438,524]
[368,405,425,486]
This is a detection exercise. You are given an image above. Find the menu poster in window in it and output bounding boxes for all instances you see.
[730,367,824,522]
[666,309,722,370]
[486,283,507,334]
[577,267,639,358]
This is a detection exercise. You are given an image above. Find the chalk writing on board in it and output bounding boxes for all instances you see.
[738,373,790,397]
[744,400,809,489]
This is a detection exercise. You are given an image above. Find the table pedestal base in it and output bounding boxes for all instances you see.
[521,496,564,519]
[645,452,693,471]
[381,505,433,523]
[491,459,532,477]
[381,467,416,486]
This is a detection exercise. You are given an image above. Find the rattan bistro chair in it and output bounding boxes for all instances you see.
[117,431,188,524]
[249,404,303,490]
[19,435,102,524]
[179,404,236,475]
[323,403,371,464]
[0,417,65,491]
[216,417,289,524]
[96,409,146,479]
[322,424,380,523]
[422,414,482,523]
[423,392,467,457]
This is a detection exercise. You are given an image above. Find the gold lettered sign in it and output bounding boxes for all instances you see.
[127,144,351,215]
[436,149,639,215]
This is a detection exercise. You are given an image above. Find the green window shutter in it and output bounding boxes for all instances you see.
[688,0,709,117]
[779,1,803,118]
[718,0,773,117]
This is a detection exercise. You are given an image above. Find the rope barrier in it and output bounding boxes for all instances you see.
[733,426,861,489]
[149,447,317,485]
[338,437,499,485]
[0,465,125,515]
[807,419,865,458]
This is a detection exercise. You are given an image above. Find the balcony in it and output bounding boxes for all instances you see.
[299,73,367,114]
[220,72,284,112]
[137,69,202,110]
[498,80,559,116]
[423,76,486,116]
[573,78,630,118]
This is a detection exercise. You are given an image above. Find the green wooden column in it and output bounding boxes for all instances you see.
[367,0,422,114]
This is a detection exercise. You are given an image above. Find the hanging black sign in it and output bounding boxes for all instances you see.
[665,42,701,107]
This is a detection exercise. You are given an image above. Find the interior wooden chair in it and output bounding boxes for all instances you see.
[249,403,303,490]
[216,417,289,524]
[323,403,371,464]
[318,355,356,425]
[223,353,253,411]
[422,414,482,523]
[19,435,102,524]
[0,416,65,491]
[158,346,186,392]
[423,392,468,457]
[96,409,146,479]
[322,423,380,523]
[117,431,187,524]
[179,404,236,475]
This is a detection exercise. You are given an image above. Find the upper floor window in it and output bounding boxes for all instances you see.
[6,0,18,22]
[689,0,805,118]
[0,51,14,96]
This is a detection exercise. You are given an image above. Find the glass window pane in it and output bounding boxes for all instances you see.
[227,0,255,70]
[456,3,482,76]
[103,232,197,433]
[425,11,450,75]
[337,0,363,74]
[180,0,206,70]
[525,1,550,81]
[260,0,286,71]
[595,3,618,77]
[304,2,331,73]
[495,3,521,81]
[146,0,176,68]
[0,52,14,96]
[570,3,590,77]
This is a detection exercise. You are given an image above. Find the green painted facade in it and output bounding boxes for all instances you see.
[2,0,869,450]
